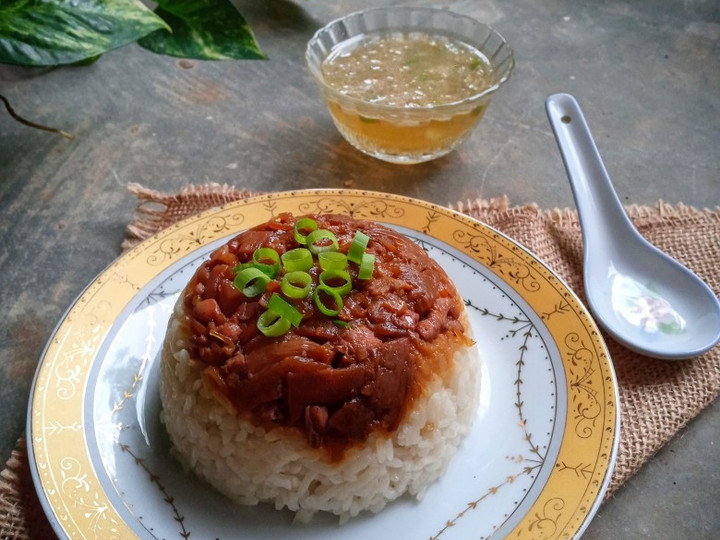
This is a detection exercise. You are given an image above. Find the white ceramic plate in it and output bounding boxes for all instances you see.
[28,189,619,539]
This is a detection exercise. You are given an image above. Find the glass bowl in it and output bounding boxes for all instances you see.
[305,7,514,164]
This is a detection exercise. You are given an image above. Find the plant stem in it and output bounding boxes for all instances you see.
[0,94,74,139]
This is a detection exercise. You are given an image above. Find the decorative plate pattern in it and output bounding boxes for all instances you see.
[28,189,619,539]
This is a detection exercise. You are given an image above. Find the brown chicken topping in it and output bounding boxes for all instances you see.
[181,213,469,458]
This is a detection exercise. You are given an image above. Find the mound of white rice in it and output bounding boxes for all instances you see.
[160,299,481,523]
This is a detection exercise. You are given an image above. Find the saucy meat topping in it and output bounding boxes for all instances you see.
[182,213,469,456]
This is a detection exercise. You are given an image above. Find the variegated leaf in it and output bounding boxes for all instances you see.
[138,0,267,60]
[0,0,169,66]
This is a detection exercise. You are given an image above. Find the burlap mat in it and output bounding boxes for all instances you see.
[3,183,718,539]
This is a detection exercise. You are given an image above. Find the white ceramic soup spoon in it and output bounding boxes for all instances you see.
[545,93,720,359]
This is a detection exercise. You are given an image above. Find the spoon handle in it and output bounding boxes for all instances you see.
[545,93,633,249]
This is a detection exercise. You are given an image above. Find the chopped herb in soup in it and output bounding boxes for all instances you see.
[321,31,495,107]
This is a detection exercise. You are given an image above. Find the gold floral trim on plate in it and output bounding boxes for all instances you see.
[29,189,619,539]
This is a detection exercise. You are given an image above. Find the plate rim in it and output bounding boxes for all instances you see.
[27,188,620,539]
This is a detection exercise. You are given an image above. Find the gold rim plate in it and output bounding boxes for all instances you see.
[28,189,619,539]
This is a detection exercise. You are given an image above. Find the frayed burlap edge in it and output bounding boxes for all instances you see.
[121,182,263,252]
[452,196,720,229]
[0,438,56,540]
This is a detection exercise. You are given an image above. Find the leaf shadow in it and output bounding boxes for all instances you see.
[234,0,317,33]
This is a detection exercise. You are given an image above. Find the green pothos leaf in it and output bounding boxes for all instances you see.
[0,0,170,66]
[138,0,267,60]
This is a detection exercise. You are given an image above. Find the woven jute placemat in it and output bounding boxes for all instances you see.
[2,183,718,539]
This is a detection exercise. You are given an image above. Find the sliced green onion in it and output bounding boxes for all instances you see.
[281,248,313,272]
[358,253,375,280]
[347,230,369,264]
[233,261,268,275]
[313,284,343,317]
[306,229,339,255]
[252,247,281,278]
[234,267,271,297]
[281,271,312,299]
[333,319,350,328]
[319,269,352,296]
[268,293,303,327]
[257,309,291,337]
[294,218,318,245]
[318,251,348,271]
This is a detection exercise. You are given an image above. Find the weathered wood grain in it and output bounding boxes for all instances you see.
[0,0,718,538]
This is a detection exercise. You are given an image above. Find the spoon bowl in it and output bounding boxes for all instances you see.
[546,93,720,359]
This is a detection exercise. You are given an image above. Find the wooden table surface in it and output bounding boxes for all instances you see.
[1,0,718,538]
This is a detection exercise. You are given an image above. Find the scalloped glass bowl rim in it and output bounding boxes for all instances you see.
[305,6,515,119]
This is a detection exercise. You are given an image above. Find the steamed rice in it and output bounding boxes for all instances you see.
[161,298,481,523]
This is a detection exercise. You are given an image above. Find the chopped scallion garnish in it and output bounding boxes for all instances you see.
[347,230,369,264]
[234,267,271,297]
[358,252,375,280]
[294,218,318,245]
[281,248,313,272]
[234,218,380,336]
[267,293,303,327]
[313,284,343,317]
[252,247,281,278]
[281,271,312,299]
[257,309,292,337]
[319,269,352,296]
[306,229,339,255]
[318,250,348,271]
